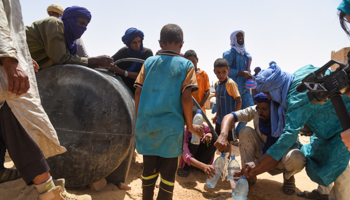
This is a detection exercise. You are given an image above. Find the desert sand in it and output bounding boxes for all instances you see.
[1,109,318,200]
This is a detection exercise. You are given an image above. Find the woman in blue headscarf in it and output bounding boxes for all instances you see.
[111,28,153,95]
[26,5,113,71]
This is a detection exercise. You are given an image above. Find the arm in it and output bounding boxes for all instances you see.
[0,6,29,96]
[190,157,215,179]
[134,66,146,120]
[214,113,234,152]
[0,57,29,96]
[199,89,210,108]
[135,87,141,120]
[109,64,139,79]
[182,88,203,137]
[234,97,242,111]
[223,51,239,78]
[235,153,279,179]
[341,128,350,151]
[237,71,252,79]
[215,106,256,152]
[87,56,113,69]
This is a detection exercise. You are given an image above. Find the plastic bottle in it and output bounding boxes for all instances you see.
[206,152,226,188]
[228,155,240,195]
[233,175,249,200]
[191,109,203,145]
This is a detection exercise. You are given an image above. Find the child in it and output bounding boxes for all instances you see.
[134,24,203,200]
[178,109,216,178]
[212,58,242,151]
[184,50,210,114]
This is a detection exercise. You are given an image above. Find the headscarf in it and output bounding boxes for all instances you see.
[47,4,64,17]
[269,61,276,66]
[230,30,251,58]
[254,67,261,76]
[62,6,91,56]
[254,93,270,105]
[338,0,350,15]
[122,28,144,72]
[255,64,294,138]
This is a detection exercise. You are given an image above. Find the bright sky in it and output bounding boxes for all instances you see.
[20,0,349,85]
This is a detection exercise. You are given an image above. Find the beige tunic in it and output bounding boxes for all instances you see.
[0,0,66,158]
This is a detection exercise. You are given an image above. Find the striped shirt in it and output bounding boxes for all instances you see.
[215,78,240,124]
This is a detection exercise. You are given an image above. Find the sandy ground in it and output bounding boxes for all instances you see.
[3,109,318,200]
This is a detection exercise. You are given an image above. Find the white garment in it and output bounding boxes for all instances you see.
[230,30,251,58]
[0,0,66,158]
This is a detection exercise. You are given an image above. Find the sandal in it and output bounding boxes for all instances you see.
[177,168,189,177]
[282,175,295,195]
[297,189,329,200]
[0,168,21,183]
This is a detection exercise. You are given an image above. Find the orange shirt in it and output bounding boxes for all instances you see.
[192,69,210,113]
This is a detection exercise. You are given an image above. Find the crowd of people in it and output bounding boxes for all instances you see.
[1,0,350,200]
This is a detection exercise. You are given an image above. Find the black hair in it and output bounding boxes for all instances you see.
[214,58,228,69]
[160,24,183,44]
[339,11,350,36]
[184,50,197,59]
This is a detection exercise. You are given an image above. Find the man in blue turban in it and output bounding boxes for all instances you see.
[26,5,113,71]
[233,62,350,199]
[111,28,153,95]
[222,30,254,142]
[218,93,305,195]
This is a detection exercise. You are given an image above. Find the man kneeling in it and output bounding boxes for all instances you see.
[216,93,306,195]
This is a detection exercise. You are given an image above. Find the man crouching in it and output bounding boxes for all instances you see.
[215,93,306,195]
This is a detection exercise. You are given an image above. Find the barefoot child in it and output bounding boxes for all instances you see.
[134,24,203,200]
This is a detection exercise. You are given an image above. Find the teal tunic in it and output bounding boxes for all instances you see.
[135,54,196,158]
[267,65,350,186]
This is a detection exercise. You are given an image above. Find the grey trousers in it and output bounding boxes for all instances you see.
[0,102,49,184]
[239,126,306,179]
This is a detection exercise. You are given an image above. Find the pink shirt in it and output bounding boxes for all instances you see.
[179,122,214,168]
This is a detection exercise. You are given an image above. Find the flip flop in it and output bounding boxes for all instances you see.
[282,175,295,195]
[297,189,329,200]
[177,168,189,177]
[0,168,21,183]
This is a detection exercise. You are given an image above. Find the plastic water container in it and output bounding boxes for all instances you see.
[228,155,240,195]
[206,152,226,188]
[191,109,203,145]
[233,175,249,200]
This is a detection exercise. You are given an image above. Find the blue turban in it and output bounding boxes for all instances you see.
[62,6,92,56]
[255,64,294,138]
[254,93,271,105]
[121,28,144,72]
[338,0,350,15]
[269,61,276,66]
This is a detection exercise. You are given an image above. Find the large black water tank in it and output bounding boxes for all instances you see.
[36,65,135,187]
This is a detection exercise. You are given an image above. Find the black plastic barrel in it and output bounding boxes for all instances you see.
[36,65,135,187]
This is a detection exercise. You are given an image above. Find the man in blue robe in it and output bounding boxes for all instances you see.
[223,30,254,140]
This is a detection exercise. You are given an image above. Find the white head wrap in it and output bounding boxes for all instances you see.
[230,30,251,58]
